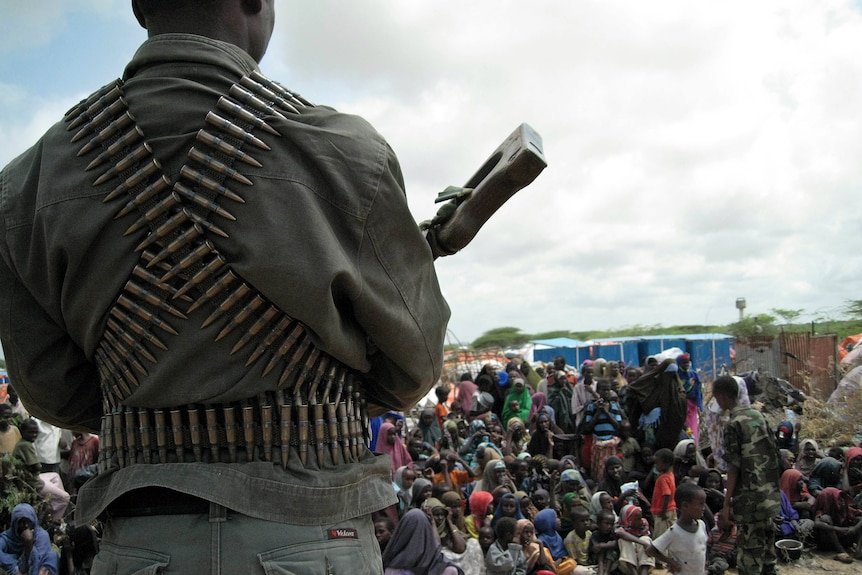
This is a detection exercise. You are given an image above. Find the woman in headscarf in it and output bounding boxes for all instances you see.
[394,465,418,518]
[842,446,862,506]
[411,477,434,510]
[779,449,796,473]
[571,360,598,428]
[440,419,463,452]
[459,420,488,465]
[676,353,703,444]
[528,392,553,428]
[502,376,533,430]
[504,416,530,457]
[456,373,477,422]
[378,422,414,478]
[477,459,510,494]
[624,358,687,451]
[527,412,555,459]
[795,438,821,480]
[464,490,494,539]
[382,508,464,575]
[672,439,706,484]
[534,508,568,561]
[588,491,617,526]
[780,468,815,519]
[0,503,58,575]
[424,498,468,554]
[809,457,843,498]
[704,374,750,472]
[557,469,592,510]
[436,494,486,575]
[418,407,443,448]
[698,468,726,517]
[812,487,862,564]
[490,493,526,529]
[595,455,625,501]
[515,519,557,575]
[547,371,576,434]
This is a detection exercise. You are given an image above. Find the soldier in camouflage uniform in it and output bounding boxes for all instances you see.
[713,376,781,575]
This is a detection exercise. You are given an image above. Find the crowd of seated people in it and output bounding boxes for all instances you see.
[371,354,862,574]
[0,385,100,575]
[4,349,862,574]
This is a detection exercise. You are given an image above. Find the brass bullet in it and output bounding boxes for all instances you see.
[201,282,250,328]
[217,96,280,136]
[205,111,271,151]
[215,294,265,342]
[174,253,227,300]
[188,147,253,186]
[105,159,163,202]
[179,165,245,203]
[197,129,264,168]
[239,76,301,115]
[186,269,237,313]
[173,182,236,221]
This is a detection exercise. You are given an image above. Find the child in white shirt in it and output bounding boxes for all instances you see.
[650,482,708,575]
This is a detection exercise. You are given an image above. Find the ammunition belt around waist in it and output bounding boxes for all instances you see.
[99,382,369,472]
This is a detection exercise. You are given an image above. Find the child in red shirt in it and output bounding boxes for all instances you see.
[651,448,677,539]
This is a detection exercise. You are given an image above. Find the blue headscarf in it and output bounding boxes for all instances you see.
[490,493,525,528]
[533,508,567,560]
[0,504,59,575]
[676,354,703,410]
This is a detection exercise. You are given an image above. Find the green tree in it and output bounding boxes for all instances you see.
[844,299,862,319]
[771,308,803,326]
[471,327,529,349]
[727,313,777,338]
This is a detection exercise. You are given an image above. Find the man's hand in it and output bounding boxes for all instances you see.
[718,508,734,532]
[21,526,34,549]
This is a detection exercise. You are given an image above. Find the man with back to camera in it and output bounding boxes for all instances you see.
[0,1,450,572]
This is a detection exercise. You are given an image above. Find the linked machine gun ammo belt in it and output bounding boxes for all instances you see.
[65,73,369,472]
[65,69,545,472]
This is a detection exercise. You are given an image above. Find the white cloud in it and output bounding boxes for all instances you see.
[2,0,862,346]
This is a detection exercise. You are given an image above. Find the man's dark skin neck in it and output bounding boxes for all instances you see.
[131,0,275,63]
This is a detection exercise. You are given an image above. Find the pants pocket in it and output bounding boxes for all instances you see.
[92,541,170,575]
[258,538,375,575]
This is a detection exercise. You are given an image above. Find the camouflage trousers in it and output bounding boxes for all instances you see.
[736,517,777,575]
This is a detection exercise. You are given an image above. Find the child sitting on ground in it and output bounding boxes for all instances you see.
[616,504,654,575]
[486,516,528,575]
[650,482,708,575]
[706,522,737,575]
[590,509,619,575]
[564,505,593,568]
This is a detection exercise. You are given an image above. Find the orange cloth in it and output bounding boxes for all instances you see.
[651,470,677,515]
[433,468,472,494]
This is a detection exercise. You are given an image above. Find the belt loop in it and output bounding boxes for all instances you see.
[209,501,228,523]
[210,502,226,575]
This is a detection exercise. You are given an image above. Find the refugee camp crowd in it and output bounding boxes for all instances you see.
[1,353,862,575]
[369,354,862,575]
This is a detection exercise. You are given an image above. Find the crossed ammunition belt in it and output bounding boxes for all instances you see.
[66,71,372,469]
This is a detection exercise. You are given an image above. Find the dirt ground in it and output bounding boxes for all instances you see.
[650,547,861,574]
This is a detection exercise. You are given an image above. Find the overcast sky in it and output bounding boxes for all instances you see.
[1,1,861,350]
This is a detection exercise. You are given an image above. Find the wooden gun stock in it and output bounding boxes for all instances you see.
[427,123,547,258]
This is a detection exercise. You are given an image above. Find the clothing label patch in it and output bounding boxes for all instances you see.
[327,528,358,540]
